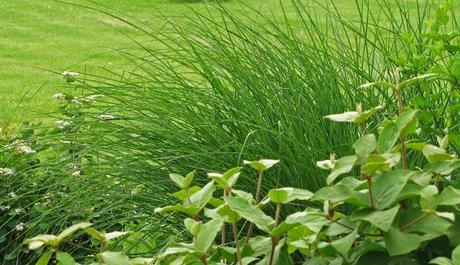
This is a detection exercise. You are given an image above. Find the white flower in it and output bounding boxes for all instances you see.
[14,208,21,214]
[16,144,36,155]
[0,168,14,176]
[15,223,25,231]
[60,140,73,144]
[0,205,11,211]
[99,114,115,121]
[61,70,79,82]
[8,192,17,198]
[82,94,102,104]
[53,93,65,100]
[55,120,73,129]
[71,97,81,105]
[71,171,81,177]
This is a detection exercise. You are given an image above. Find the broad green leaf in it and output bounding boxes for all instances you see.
[406,142,427,152]
[208,168,241,189]
[243,159,279,171]
[377,109,417,153]
[268,188,313,204]
[99,252,130,265]
[325,105,383,123]
[351,205,400,232]
[439,186,460,206]
[327,155,358,185]
[195,218,223,253]
[158,247,196,259]
[410,171,433,186]
[330,229,358,256]
[24,234,59,249]
[361,153,400,175]
[271,212,319,237]
[256,240,293,265]
[423,145,455,162]
[105,231,130,241]
[429,257,454,265]
[452,245,460,265]
[377,121,400,153]
[232,189,255,204]
[405,214,453,240]
[325,111,359,123]
[170,186,200,201]
[36,250,54,265]
[316,159,334,170]
[326,216,358,236]
[130,258,154,265]
[399,73,438,89]
[57,222,92,241]
[353,134,376,157]
[420,185,439,210]
[372,169,414,210]
[216,204,240,223]
[227,197,274,233]
[83,227,103,241]
[184,218,201,236]
[56,252,76,265]
[183,171,195,189]
[169,173,185,188]
[187,182,215,210]
[384,228,423,256]
[425,160,460,175]
[155,204,201,216]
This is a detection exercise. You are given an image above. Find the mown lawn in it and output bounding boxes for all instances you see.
[0,0,452,126]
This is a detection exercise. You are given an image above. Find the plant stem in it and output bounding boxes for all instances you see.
[246,170,264,243]
[365,175,375,209]
[232,223,243,265]
[199,255,209,265]
[396,84,408,169]
[221,190,227,246]
[401,212,429,231]
[268,203,281,265]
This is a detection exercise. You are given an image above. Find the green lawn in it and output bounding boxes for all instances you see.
[0,0,452,127]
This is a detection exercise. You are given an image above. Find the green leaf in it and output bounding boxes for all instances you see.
[243,159,279,171]
[169,173,185,188]
[216,204,240,223]
[130,257,155,265]
[384,228,423,256]
[154,204,201,217]
[377,109,417,153]
[187,182,215,210]
[420,185,439,210]
[429,257,454,265]
[268,188,313,204]
[411,171,433,186]
[158,247,196,259]
[36,250,54,265]
[423,145,455,162]
[439,186,460,206]
[361,153,401,175]
[57,222,92,241]
[227,197,274,233]
[208,167,242,189]
[372,169,414,210]
[399,73,438,89]
[99,252,131,265]
[271,211,321,237]
[354,134,377,156]
[184,218,201,236]
[170,186,200,201]
[104,231,130,241]
[183,171,195,189]
[404,213,453,240]
[195,218,223,253]
[352,205,400,232]
[325,105,383,123]
[83,227,103,241]
[24,234,59,249]
[452,245,460,265]
[327,155,358,185]
[56,252,76,265]
[330,229,358,256]
[425,160,460,175]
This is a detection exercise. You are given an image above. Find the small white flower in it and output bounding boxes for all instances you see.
[53,93,66,100]
[0,168,14,176]
[14,208,21,214]
[0,205,11,211]
[16,144,36,155]
[15,223,25,231]
[82,94,102,104]
[61,70,79,82]
[8,192,17,198]
[71,97,81,105]
[99,114,115,121]
[55,120,73,129]
[71,171,81,177]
